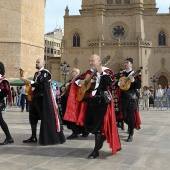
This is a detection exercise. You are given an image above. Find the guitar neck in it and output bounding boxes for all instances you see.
[124,68,142,83]
[124,71,134,83]
[85,69,97,85]
[124,77,130,83]
[82,55,110,85]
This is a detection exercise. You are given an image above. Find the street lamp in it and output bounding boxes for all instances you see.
[60,61,70,84]
[150,75,159,99]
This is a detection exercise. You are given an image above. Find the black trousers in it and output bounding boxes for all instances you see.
[66,122,84,134]
[60,97,68,117]
[0,111,11,139]
[85,97,107,134]
[121,100,135,135]
[29,97,42,125]
[21,94,29,111]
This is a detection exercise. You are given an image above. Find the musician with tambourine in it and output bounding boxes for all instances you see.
[116,57,142,142]
[72,54,121,159]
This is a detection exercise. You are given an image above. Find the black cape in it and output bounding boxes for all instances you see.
[38,81,65,145]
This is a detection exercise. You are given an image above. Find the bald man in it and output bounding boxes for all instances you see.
[20,58,65,145]
[60,67,88,139]
[66,54,121,159]
[60,68,80,96]
[60,68,80,118]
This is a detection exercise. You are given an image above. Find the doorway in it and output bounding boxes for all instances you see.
[158,75,168,89]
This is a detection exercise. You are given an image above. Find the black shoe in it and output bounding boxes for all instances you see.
[126,135,133,142]
[88,151,99,159]
[67,133,78,139]
[0,138,14,145]
[117,148,122,152]
[23,137,37,143]
[117,122,121,128]
[120,122,124,130]
[82,131,89,137]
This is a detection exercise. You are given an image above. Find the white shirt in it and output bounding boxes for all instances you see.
[20,85,28,95]
[156,89,164,97]
[143,90,151,97]
[75,67,108,96]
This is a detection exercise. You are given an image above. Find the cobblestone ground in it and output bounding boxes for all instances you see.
[0,105,170,170]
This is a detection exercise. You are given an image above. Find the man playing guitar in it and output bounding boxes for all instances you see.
[117,58,141,142]
[72,54,121,159]
[60,68,88,139]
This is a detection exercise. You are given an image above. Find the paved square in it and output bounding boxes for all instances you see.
[0,106,170,170]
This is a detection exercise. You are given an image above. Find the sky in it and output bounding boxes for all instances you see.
[45,0,170,33]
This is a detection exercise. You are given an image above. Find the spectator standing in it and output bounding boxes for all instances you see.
[20,85,29,112]
[142,86,151,110]
[149,86,154,108]
[156,85,164,111]
[11,87,16,105]
[165,83,170,111]
[56,87,60,103]
[16,86,22,107]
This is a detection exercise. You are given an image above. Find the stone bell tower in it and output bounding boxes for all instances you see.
[0,0,46,80]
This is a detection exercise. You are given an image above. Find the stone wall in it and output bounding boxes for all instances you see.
[62,0,170,88]
[0,0,45,81]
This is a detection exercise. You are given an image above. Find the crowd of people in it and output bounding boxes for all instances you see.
[141,84,170,111]
[8,86,29,112]
[0,54,167,159]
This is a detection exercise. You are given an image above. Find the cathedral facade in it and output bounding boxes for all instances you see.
[0,0,45,80]
[61,0,170,88]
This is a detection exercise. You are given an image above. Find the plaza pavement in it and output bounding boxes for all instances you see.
[0,105,170,170]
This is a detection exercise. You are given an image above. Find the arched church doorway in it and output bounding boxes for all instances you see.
[158,75,168,89]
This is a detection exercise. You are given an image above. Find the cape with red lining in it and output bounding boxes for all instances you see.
[64,69,121,154]
[32,69,66,145]
[0,77,12,103]
[116,73,141,129]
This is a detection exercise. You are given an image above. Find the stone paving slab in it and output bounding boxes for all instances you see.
[0,106,170,170]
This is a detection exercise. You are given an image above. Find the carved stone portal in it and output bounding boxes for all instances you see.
[114,48,123,62]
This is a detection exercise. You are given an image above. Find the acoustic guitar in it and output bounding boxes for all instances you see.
[77,55,111,102]
[19,68,34,101]
[60,71,86,97]
[119,67,143,91]
[60,81,72,97]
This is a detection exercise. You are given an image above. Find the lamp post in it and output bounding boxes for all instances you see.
[60,61,70,84]
[150,75,159,99]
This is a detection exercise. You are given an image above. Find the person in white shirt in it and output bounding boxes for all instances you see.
[142,86,151,110]
[155,85,164,111]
